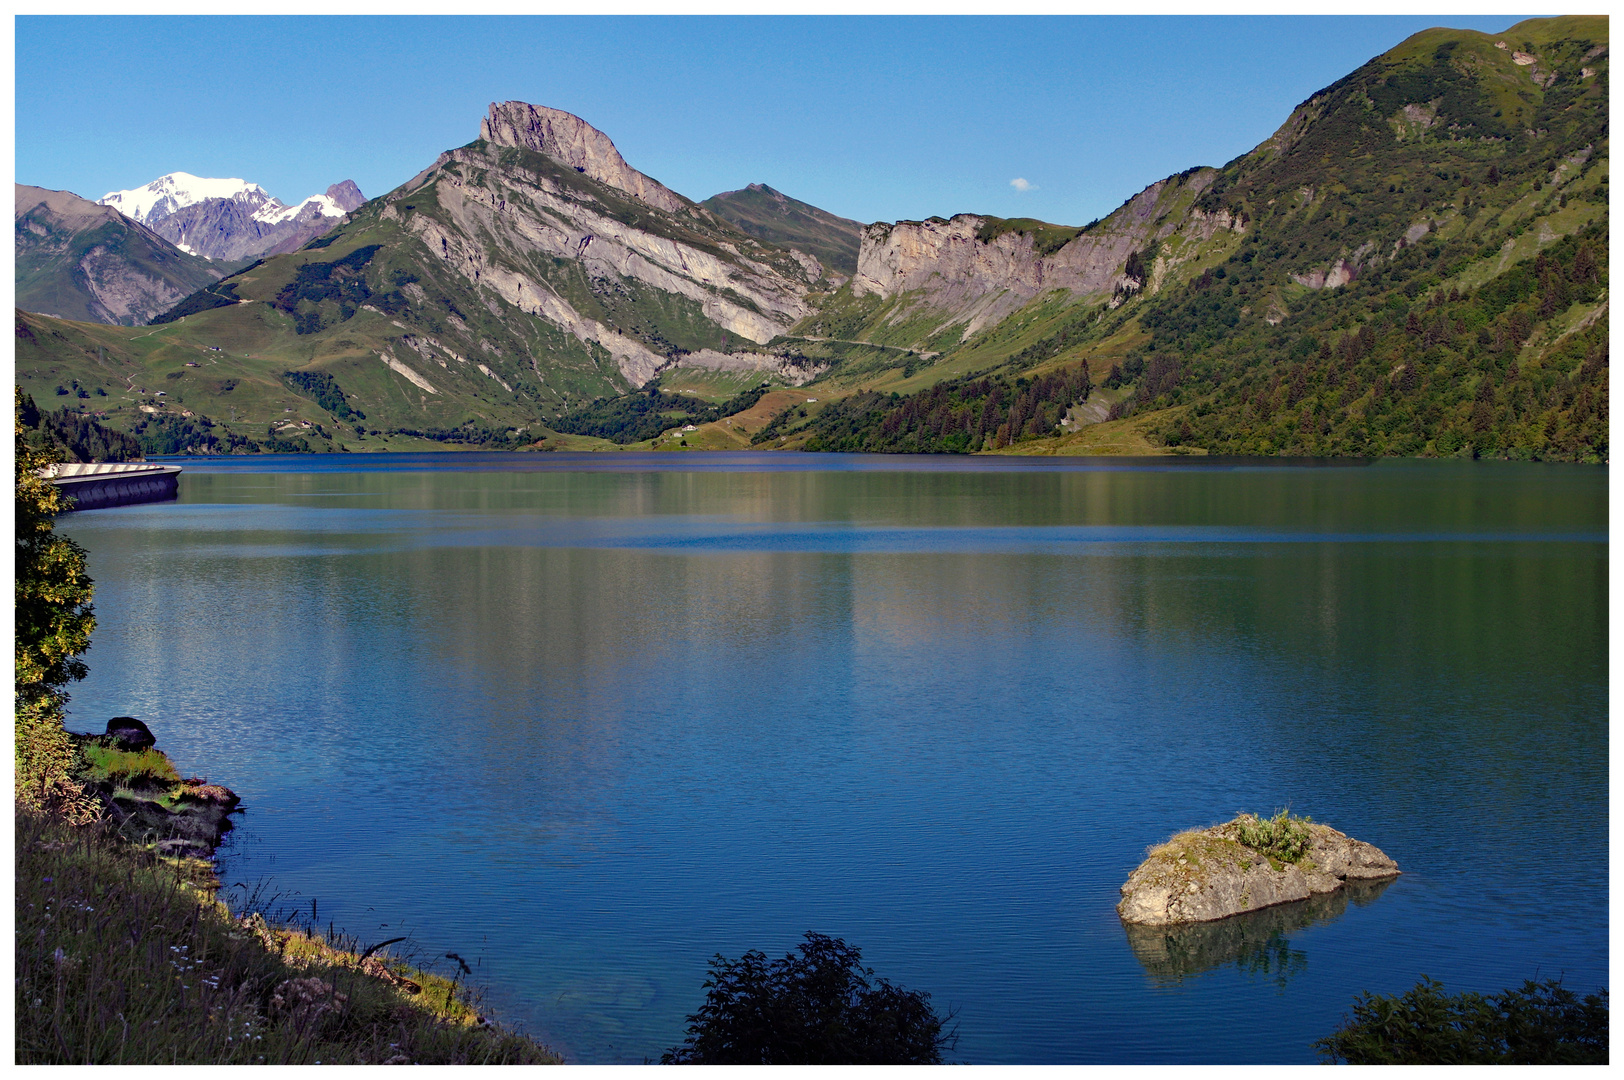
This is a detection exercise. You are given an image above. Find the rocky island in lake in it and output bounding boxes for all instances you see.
[1118,812,1399,926]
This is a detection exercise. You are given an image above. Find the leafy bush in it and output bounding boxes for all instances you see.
[14,388,98,821]
[1235,810,1313,864]
[662,932,955,1064]
[1316,976,1608,1064]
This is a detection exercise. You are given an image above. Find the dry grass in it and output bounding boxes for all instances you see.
[15,808,560,1064]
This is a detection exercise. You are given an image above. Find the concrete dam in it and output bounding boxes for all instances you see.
[44,461,182,511]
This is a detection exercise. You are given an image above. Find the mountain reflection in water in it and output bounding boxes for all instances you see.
[58,457,1606,1064]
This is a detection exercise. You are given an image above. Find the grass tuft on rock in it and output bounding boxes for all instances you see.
[1234,809,1313,865]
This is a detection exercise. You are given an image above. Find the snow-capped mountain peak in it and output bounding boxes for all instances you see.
[94,173,366,261]
[99,172,275,226]
[252,192,344,226]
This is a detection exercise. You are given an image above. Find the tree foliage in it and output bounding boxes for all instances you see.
[16,391,143,463]
[131,413,259,456]
[283,370,365,420]
[271,245,383,334]
[14,387,97,819]
[1132,224,1608,461]
[1316,976,1608,1064]
[661,933,955,1065]
[552,382,772,444]
[791,364,1092,453]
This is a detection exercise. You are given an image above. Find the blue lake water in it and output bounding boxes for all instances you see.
[59,453,1607,1063]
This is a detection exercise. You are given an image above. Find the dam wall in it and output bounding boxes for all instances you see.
[44,462,182,511]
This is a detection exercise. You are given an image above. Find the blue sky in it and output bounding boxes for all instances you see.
[17,15,1535,227]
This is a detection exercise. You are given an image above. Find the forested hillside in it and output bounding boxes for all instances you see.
[765,16,1609,462]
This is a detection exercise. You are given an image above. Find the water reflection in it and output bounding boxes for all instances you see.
[58,459,1606,1064]
[1123,878,1397,990]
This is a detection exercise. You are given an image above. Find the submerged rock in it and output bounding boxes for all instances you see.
[1117,815,1399,926]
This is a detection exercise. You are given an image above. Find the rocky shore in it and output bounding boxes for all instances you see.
[71,716,242,882]
[1118,814,1400,926]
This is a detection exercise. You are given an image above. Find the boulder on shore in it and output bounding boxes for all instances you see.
[105,715,156,750]
[1117,815,1399,926]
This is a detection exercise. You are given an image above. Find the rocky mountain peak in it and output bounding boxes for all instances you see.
[325,180,366,212]
[478,101,687,214]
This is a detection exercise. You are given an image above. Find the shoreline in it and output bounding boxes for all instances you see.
[18,724,563,1064]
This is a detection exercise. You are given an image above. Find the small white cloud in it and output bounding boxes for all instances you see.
[1009,178,1037,192]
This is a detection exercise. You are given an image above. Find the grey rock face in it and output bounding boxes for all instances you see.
[480,101,688,214]
[325,180,366,213]
[378,103,816,386]
[852,169,1246,341]
[1117,816,1399,926]
[1123,876,1396,986]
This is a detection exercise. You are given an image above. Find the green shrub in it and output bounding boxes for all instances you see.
[14,388,98,822]
[662,933,955,1064]
[1316,976,1608,1063]
[1235,809,1313,864]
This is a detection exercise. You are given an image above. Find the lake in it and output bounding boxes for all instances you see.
[58,452,1608,1063]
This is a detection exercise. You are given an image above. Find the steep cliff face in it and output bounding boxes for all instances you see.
[15,184,223,325]
[370,104,818,385]
[849,169,1243,340]
[480,101,688,214]
[130,100,824,431]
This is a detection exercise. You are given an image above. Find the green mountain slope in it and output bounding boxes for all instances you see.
[13,20,1608,461]
[761,15,1608,462]
[15,185,224,326]
[14,103,832,451]
[701,184,864,275]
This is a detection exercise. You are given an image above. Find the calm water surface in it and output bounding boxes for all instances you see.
[61,453,1607,1063]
